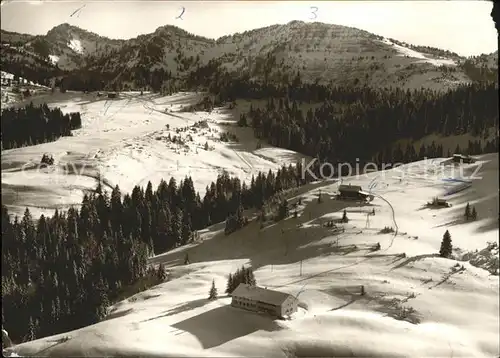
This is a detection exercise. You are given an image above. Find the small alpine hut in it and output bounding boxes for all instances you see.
[337,184,373,201]
[452,154,475,164]
[231,283,298,318]
[107,92,118,99]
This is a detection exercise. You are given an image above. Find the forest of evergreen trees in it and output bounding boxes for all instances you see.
[1,103,82,150]
[0,46,62,87]
[1,163,316,343]
[186,61,497,164]
[225,266,257,294]
[186,65,498,170]
[236,82,498,169]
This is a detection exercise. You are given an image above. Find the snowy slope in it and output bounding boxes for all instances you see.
[1,91,309,219]
[67,39,83,54]
[41,23,125,70]
[5,154,499,358]
[381,38,457,66]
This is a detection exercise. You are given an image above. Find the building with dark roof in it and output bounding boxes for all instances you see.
[230,283,298,318]
[337,184,372,201]
[452,154,475,164]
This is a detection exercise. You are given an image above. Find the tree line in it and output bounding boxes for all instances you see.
[225,266,257,295]
[237,82,497,168]
[1,163,317,343]
[1,102,82,150]
[0,46,62,87]
[183,62,497,167]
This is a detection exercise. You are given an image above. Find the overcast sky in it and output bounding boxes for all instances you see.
[0,1,497,56]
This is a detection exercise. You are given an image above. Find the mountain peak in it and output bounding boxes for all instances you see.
[150,25,214,43]
[47,23,75,34]
[46,23,105,40]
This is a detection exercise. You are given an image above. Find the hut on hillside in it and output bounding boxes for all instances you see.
[231,283,298,318]
[337,184,372,201]
[452,154,475,164]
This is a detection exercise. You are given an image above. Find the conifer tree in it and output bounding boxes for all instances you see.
[247,268,256,286]
[471,206,477,220]
[208,279,218,300]
[234,267,241,282]
[439,230,452,258]
[225,274,233,294]
[170,207,182,246]
[244,267,251,284]
[157,263,167,282]
[278,199,289,220]
[464,202,471,220]
[181,212,192,245]
[342,209,349,223]
[241,265,247,281]
[231,269,241,292]
[236,204,245,227]
[26,316,37,342]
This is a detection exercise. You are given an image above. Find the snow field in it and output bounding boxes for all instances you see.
[7,153,498,358]
[1,91,309,218]
[380,38,457,67]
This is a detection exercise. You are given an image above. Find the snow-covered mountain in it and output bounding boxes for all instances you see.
[41,23,125,69]
[85,25,214,77]
[1,21,496,90]
[207,21,471,89]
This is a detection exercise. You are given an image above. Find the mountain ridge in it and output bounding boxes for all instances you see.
[3,21,497,56]
[1,21,497,90]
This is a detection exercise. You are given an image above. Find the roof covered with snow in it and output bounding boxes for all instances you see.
[338,184,363,192]
[231,283,294,306]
